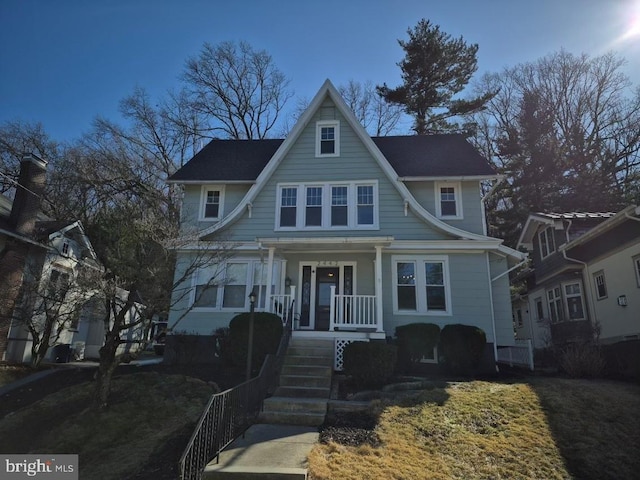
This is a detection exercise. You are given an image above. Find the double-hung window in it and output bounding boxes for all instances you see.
[539,226,556,259]
[201,186,224,221]
[435,182,462,219]
[564,282,585,320]
[305,186,323,227]
[277,182,378,230]
[393,256,450,315]
[593,271,607,300]
[316,121,339,157]
[547,287,564,323]
[279,187,298,227]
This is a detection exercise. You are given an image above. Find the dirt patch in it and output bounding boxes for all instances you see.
[319,410,380,448]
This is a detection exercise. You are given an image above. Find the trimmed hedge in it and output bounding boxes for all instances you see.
[395,323,441,370]
[439,324,486,375]
[228,312,283,372]
[343,341,397,388]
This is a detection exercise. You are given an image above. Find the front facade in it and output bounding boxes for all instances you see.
[168,80,525,367]
[515,207,640,347]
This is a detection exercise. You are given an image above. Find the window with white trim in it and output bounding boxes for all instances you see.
[276,182,378,230]
[564,282,586,320]
[539,226,556,259]
[419,346,438,364]
[593,271,607,300]
[633,255,640,287]
[193,260,280,310]
[393,256,451,315]
[547,287,564,323]
[200,186,224,221]
[62,241,70,256]
[316,121,339,157]
[435,182,463,219]
[534,297,544,322]
[48,267,71,300]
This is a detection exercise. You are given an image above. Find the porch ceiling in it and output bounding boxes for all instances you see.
[256,236,394,252]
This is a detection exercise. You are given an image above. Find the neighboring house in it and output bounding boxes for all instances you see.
[167,80,526,370]
[1,156,144,364]
[515,207,640,348]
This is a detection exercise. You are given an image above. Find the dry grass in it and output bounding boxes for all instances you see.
[0,371,215,480]
[309,378,640,480]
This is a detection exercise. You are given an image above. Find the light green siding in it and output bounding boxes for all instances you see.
[488,252,515,346]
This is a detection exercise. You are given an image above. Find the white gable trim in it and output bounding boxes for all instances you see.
[198,79,497,243]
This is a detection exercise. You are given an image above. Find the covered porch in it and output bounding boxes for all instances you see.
[257,236,392,337]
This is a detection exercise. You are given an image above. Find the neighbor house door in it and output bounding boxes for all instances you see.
[315,267,339,331]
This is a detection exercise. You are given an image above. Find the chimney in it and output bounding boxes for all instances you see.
[8,154,48,237]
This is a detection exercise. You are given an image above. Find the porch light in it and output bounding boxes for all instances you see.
[248,291,257,305]
[618,295,628,307]
[285,277,292,288]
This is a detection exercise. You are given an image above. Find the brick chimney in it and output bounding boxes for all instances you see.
[8,153,48,237]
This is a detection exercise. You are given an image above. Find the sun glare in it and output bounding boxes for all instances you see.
[620,2,640,42]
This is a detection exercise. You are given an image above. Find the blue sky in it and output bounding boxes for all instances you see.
[1,0,639,143]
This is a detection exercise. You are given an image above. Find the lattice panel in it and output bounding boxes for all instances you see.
[334,338,368,371]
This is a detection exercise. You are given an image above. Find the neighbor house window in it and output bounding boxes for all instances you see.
[62,241,70,256]
[200,186,224,220]
[516,309,524,328]
[564,282,586,320]
[316,121,339,157]
[534,297,544,322]
[634,255,640,287]
[547,287,564,323]
[279,187,298,227]
[594,271,607,300]
[48,268,70,300]
[276,182,378,230]
[393,256,451,315]
[435,182,463,219]
[539,226,556,259]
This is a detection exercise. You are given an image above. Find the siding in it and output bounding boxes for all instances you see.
[488,252,516,346]
[181,184,251,233]
[217,97,454,242]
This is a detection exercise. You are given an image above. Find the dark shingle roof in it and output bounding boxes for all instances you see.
[168,134,495,182]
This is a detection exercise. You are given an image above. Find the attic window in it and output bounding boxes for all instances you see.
[538,226,556,259]
[316,121,339,157]
[435,182,463,219]
[200,186,224,221]
[62,241,70,256]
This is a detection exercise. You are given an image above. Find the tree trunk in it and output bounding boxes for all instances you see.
[0,243,29,361]
[93,329,120,410]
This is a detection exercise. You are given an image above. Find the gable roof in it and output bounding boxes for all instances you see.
[168,134,494,183]
[563,205,640,252]
[517,211,617,250]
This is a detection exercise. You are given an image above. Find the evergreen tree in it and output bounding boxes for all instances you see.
[378,19,494,135]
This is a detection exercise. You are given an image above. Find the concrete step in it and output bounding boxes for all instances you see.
[274,385,330,398]
[289,338,334,348]
[280,364,332,377]
[286,345,333,357]
[263,396,328,414]
[279,374,331,389]
[258,411,326,427]
[283,354,333,367]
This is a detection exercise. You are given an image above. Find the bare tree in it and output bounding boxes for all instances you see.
[339,80,403,136]
[183,41,293,139]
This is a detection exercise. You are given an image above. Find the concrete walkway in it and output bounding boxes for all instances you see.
[203,424,319,480]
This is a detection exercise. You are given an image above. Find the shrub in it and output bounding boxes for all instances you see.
[560,343,605,378]
[602,339,640,382]
[439,324,486,375]
[343,341,397,388]
[395,323,440,370]
[228,312,283,372]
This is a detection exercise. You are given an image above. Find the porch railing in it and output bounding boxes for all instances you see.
[496,339,534,371]
[329,286,381,332]
[268,286,296,326]
[178,315,292,480]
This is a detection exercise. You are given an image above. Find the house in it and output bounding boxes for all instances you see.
[515,207,640,348]
[1,155,145,364]
[167,79,526,370]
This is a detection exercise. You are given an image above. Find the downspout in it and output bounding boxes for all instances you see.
[486,253,499,372]
[481,176,505,236]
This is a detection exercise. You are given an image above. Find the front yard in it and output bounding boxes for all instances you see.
[309,377,640,480]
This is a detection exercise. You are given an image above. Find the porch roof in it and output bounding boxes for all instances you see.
[256,236,394,251]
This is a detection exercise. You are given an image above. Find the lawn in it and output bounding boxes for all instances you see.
[0,371,217,480]
[0,364,38,388]
[309,377,640,480]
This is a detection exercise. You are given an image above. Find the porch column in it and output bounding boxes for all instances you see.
[375,245,384,332]
[265,247,275,308]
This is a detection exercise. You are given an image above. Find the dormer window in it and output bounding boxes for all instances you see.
[538,226,556,259]
[200,186,224,221]
[62,241,70,256]
[316,121,339,157]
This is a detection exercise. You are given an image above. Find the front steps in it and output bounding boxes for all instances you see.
[260,338,333,427]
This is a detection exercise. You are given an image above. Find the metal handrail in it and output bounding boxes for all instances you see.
[179,313,292,480]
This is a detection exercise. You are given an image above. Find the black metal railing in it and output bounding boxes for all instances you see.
[179,316,292,480]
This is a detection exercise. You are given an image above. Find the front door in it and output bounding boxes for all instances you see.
[315,267,339,331]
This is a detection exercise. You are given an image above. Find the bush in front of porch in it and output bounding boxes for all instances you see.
[343,341,397,388]
[229,312,283,373]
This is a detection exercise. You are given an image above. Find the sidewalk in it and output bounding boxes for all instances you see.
[203,423,319,480]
